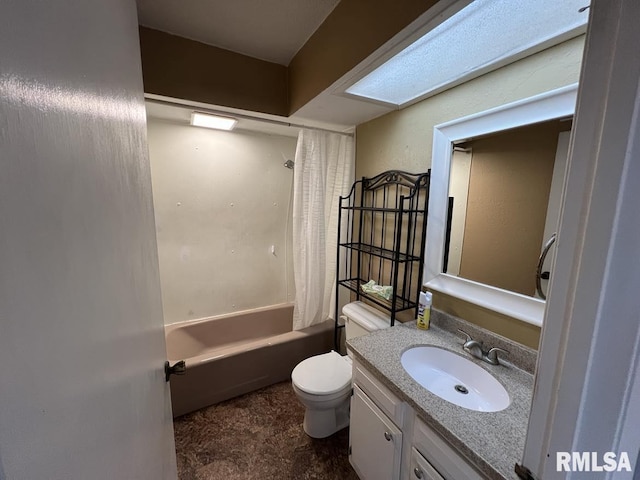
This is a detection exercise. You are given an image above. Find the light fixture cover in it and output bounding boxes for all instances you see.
[190,112,238,130]
[346,0,588,106]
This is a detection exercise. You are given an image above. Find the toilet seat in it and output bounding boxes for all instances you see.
[291,351,352,396]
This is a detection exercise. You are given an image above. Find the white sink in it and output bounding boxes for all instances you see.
[401,346,510,412]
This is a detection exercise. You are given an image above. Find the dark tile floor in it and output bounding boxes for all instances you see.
[173,381,360,480]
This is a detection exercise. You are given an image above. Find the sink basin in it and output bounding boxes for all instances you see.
[401,346,510,412]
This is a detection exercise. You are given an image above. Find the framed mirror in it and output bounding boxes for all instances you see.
[423,84,578,326]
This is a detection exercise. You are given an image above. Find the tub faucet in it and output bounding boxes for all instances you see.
[457,329,509,366]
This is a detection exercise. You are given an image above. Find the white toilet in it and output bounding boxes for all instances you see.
[291,301,390,438]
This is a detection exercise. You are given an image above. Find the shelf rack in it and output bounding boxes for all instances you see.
[335,170,430,349]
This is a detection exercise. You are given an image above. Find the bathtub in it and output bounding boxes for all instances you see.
[165,303,333,417]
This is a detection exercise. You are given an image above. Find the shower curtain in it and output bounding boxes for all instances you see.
[292,129,355,331]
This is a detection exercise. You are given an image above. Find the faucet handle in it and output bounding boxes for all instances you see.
[457,329,483,347]
[457,329,484,359]
[457,329,473,343]
[486,347,509,365]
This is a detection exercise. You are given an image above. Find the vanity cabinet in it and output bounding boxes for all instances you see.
[350,361,404,480]
[410,447,445,480]
[350,359,487,480]
[350,386,402,480]
[412,417,486,480]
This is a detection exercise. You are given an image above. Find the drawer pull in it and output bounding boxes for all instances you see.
[414,467,424,478]
[384,431,392,441]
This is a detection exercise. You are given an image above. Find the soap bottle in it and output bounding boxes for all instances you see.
[417,290,432,330]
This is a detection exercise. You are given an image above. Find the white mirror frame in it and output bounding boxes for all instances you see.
[424,83,578,326]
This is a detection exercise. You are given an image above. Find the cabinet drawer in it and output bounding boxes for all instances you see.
[413,418,486,480]
[410,447,445,480]
[352,360,403,425]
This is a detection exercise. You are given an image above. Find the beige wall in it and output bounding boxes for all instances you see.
[356,36,585,347]
[356,36,584,177]
[147,119,297,324]
[434,293,541,349]
[139,27,289,116]
[288,0,439,114]
[138,1,439,116]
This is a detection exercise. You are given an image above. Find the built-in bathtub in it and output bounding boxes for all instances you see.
[165,303,333,417]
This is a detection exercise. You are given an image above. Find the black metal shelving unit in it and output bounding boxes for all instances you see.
[334,170,430,349]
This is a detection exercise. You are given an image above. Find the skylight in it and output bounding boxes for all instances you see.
[346,0,588,106]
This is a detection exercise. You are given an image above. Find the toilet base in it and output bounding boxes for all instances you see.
[302,397,350,438]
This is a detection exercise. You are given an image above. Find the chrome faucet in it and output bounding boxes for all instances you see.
[485,347,509,365]
[457,329,509,366]
[458,329,484,359]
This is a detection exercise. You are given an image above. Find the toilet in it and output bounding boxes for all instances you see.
[291,301,390,438]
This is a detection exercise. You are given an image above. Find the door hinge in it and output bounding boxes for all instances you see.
[514,463,536,480]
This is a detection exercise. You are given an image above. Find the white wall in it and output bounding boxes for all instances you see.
[147,119,297,324]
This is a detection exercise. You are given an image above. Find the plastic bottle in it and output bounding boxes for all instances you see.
[416,290,432,330]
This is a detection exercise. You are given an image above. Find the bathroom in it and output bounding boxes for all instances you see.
[154,24,574,480]
[145,1,595,478]
[2,0,639,479]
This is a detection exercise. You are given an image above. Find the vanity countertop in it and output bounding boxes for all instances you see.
[347,317,534,480]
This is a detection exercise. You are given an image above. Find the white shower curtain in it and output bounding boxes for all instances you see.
[292,129,355,331]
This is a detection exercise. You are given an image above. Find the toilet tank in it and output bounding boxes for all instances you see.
[342,301,391,340]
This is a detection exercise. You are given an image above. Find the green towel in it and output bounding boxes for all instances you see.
[361,280,393,301]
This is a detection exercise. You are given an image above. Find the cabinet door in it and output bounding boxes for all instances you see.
[410,447,445,480]
[350,385,402,480]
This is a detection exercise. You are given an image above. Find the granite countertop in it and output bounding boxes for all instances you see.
[346,313,535,480]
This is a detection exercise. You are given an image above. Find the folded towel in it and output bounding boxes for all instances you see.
[361,280,393,301]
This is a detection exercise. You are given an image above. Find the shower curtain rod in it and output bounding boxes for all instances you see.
[145,97,355,137]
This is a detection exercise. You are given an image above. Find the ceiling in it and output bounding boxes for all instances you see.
[137,0,396,130]
[137,1,585,133]
[136,0,341,66]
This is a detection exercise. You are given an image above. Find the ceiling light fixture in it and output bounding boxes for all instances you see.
[346,0,588,107]
[190,112,238,131]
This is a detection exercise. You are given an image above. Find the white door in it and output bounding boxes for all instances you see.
[0,1,177,479]
[523,0,640,477]
[534,131,570,299]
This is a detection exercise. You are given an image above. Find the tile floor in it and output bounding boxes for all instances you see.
[173,381,359,480]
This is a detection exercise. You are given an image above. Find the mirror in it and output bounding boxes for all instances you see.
[423,84,578,326]
[446,118,571,297]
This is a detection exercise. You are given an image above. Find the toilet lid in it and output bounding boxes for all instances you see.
[291,351,352,395]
